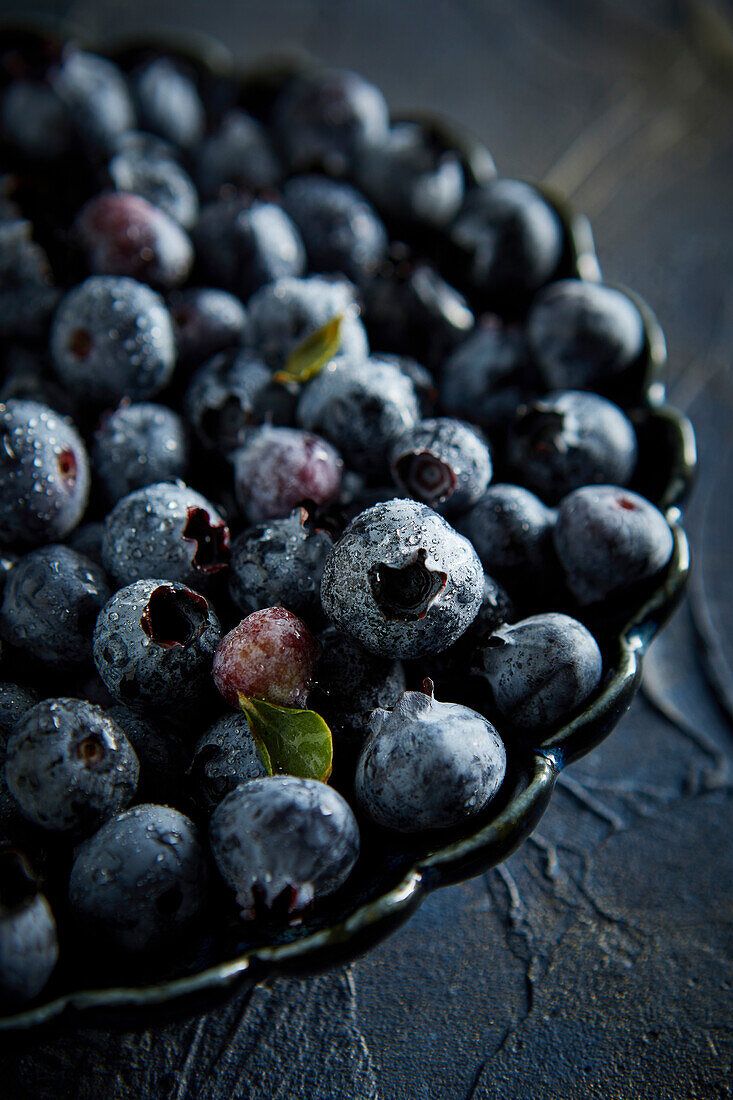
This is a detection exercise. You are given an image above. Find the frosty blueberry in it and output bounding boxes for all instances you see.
[527,280,646,391]
[92,402,188,504]
[5,698,139,834]
[93,578,221,712]
[0,545,110,666]
[320,498,484,658]
[390,417,492,516]
[108,148,199,229]
[273,67,389,175]
[69,804,207,953]
[296,357,419,478]
[209,776,360,920]
[193,198,306,301]
[282,175,388,283]
[169,288,248,370]
[131,57,205,150]
[356,121,465,228]
[553,485,674,605]
[450,179,564,300]
[101,482,230,589]
[194,109,281,199]
[506,390,638,503]
[50,276,176,405]
[457,484,556,590]
[355,689,506,832]
[0,400,90,549]
[477,613,603,729]
[229,508,333,618]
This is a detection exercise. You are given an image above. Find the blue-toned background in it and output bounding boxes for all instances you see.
[2,2,732,1096]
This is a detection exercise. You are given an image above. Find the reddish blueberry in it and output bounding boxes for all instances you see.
[212,607,319,709]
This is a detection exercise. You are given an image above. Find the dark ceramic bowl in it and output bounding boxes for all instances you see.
[0,30,697,1033]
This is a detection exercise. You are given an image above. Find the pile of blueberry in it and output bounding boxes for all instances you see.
[0,29,678,1009]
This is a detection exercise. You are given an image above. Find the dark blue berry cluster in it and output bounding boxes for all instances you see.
[0,31,679,1010]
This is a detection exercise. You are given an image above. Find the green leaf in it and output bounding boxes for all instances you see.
[238,695,333,782]
[273,313,344,386]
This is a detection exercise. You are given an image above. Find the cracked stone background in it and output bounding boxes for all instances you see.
[1,1,732,1097]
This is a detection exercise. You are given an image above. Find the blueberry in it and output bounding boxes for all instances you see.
[189,712,269,814]
[0,849,57,1002]
[92,402,189,504]
[0,400,90,549]
[527,280,646,391]
[209,776,360,920]
[0,545,110,666]
[50,276,176,404]
[184,350,272,457]
[213,607,319,709]
[51,51,135,154]
[390,417,492,516]
[313,627,406,750]
[477,613,603,730]
[169,288,248,371]
[321,498,484,658]
[74,192,193,290]
[440,320,535,433]
[273,68,389,176]
[355,688,506,832]
[506,390,638,503]
[131,58,205,150]
[457,484,556,591]
[5,698,139,833]
[233,425,343,524]
[0,220,60,340]
[229,507,333,618]
[93,578,222,712]
[362,258,474,370]
[194,109,281,200]
[553,485,674,606]
[450,179,564,301]
[1,79,72,161]
[68,803,207,953]
[106,704,187,805]
[356,121,465,228]
[246,275,368,373]
[282,176,388,284]
[296,357,419,478]
[101,482,230,589]
[193,198,305,301]
[108,149,199,229]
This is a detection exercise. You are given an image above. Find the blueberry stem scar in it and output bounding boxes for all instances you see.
[141,584,210,647]
[369,549,447,621]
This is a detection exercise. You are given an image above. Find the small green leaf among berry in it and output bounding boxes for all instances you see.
[273,313,344,385]
[237,696,333,782]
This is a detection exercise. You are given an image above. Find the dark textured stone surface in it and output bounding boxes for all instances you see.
[1,0,731,1096]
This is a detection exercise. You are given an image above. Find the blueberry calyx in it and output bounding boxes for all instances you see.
[140,584,210,648]
[68,328,92,360]
[393,450,457,506]
[56,448,77,486]
[76,734,107,766]
[514,404,569,455]
[369,549,447,621]
[246,879,313,924]
[182,506,231,573]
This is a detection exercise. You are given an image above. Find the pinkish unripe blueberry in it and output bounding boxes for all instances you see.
[212,607,319,708]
